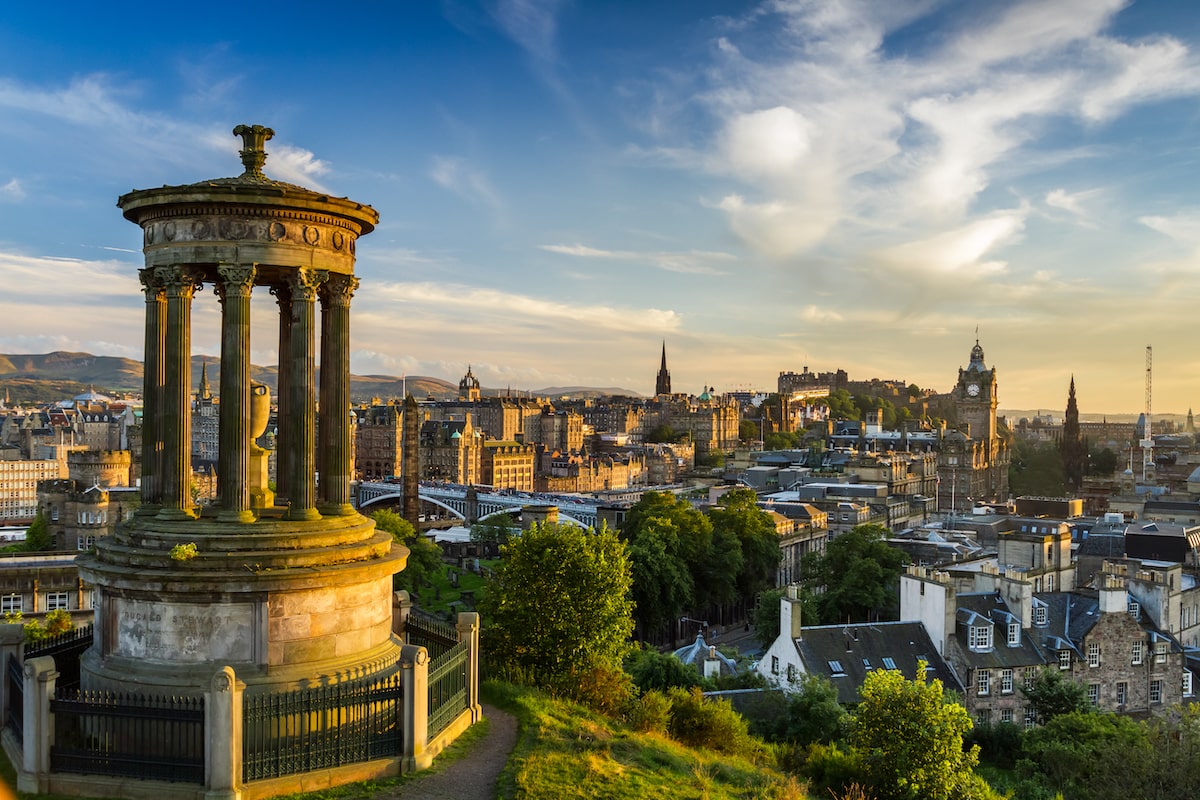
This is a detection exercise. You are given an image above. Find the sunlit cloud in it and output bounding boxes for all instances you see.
[539,243,734,275]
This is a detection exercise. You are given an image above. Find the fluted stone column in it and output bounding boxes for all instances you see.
[286,268,324,521]
[217,265,256,523]
[273,284,292,505]
[138,268,165,509]
[157,266,198,520]
[318,274,357,515]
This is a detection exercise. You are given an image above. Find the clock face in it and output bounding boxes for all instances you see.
[967,383,980,397]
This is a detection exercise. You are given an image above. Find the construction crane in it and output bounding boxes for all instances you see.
[1142,345,1154,482]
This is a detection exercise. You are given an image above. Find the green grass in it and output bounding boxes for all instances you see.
[417,558,501,617]
[485,681,807,800]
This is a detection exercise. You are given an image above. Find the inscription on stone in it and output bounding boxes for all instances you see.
[113,598,255,663]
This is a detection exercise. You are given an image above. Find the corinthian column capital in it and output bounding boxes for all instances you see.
[287,268,325,303]
[216,265,257,304]
[320,274,359,308]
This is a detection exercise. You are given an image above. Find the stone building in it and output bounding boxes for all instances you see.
[938,339,1010,510]
[481,441,535,491]
[420,417,481,484]
[355,402,404,480]
[0,459,63,523]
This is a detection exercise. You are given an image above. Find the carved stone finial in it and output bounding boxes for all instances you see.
[233,124,275,179]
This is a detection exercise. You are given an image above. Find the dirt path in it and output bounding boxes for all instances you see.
[382,704,517,800]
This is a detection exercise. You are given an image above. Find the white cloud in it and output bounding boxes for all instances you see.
[361,280,680,334]
[266,144,330,192]
[539,243,733,274]
[876,209,1027,277]
[0,178,23,200]
[429,156,502,210]
[1045,188,1089,216]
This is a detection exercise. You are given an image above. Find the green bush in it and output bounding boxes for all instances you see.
[568,662,634,717]
[665,687,765,761]
[626,689,672,735]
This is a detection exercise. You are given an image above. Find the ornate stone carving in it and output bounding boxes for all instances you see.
[233,124,275,179]
[321,274,359,307]
[155,265,203,297]
[163,221,176,241]
[192,219,211,239]
[139,267,164,299]
[268,221,287,241]
[303,225,321,246]
[332,230,345,250]
[215,265,257,306]
[144,225,156,245]
[287,268,325,302]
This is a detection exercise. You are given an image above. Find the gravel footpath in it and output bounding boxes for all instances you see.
[381,704,518,800]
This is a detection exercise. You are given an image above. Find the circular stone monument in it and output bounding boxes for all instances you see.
[76,125,407,692]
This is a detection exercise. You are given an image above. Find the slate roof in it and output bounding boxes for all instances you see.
[951,593,1048,670]
[792,621,962,704]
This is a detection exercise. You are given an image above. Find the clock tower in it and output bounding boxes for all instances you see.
[955,338,997,444]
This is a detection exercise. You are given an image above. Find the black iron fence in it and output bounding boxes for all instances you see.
[26,624,93,691]
[6,653,22,739]
[427,640,469,738]
[242,669,404,782]
[50,689,205,783]
[405,610,459,659]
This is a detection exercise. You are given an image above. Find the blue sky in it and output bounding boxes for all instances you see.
[2,1,1200,414]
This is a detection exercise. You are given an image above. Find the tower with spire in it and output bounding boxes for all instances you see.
[1060,376,1087,492]
[655,342,671,397]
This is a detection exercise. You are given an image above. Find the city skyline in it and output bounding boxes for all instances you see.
[3,2,1200,412]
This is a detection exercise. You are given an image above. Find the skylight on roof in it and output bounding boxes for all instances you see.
[882,657,897,670]
[827,660,844,674]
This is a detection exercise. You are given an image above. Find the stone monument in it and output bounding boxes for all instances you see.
[77,125,407,692]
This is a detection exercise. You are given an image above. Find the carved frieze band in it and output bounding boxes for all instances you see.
[142,214,356,254]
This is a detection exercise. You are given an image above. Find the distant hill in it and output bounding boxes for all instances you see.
[528,386,642,399]
[0,351,456,404]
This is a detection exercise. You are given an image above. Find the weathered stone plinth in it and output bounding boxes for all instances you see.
[77,511,408,693]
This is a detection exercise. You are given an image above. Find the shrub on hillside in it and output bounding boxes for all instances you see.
[665,686,766,761]
[626,689,672,735]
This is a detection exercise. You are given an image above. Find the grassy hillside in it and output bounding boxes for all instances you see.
[487,682,805,800]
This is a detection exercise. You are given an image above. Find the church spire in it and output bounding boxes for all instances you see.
[655,341,671,396]
[198,359,211,401]
[1060,375,1086,493]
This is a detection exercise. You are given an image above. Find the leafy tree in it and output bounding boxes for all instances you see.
[470,515,518,548]
[373,509,443,595]
[848,664,995,800]
[24,511,53,552]
[645,424,683,443]
[479,521,634,694]
[23,609,74,644]
[1009,440,1067,497]
[825,389,859,420]
[708,488,780,600]
[1019,710,1150,800]
[626,515,694,639]
[739,420,759,442]
[1089,446,1119,476]
[803,523,906,623]
[625,644,707,693]
[907,384,921,399]
[753,673,847,747]
[763,430,800,451]
[1020,666,1090,724]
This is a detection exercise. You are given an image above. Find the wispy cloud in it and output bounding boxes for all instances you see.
[361,280,680,334]
[429,156,502,211]
[0,178,22,200]
[539,243,734,274]
[492,0,562,63]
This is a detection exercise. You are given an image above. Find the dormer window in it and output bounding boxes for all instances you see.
[1007,622,1020,647]
[969,624,993,652]
[1034,603,1048,627]
[1128,601,1140,620]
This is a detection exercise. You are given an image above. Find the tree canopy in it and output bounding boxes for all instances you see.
[480,521,634,694]
[1020,666,1091,724]
[802,523,906,623]
[849,664,994,800]
[372,509,443,595]
[708,488,780,600]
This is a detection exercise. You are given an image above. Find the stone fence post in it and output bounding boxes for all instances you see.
[205,665,244,800]
[18,655,57,795]
[393,590,412,637]
[0,623,24,727]
[455,612,482,723]
[400,643,430,772]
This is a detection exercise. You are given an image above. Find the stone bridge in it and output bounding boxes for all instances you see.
[356,482,599,529]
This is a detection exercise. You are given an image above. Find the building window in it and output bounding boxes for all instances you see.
[1045,574,1054,592]
[1150,679,1163,704]
[1,594,21,614]
[1116,682,1127,706]
[1087,683,1099,705]
[1128,601,1140,620]
[1007,622,1020,646]
[1155,641,1168,664]
[1000,708,1014,724]
[1088,642,1100,668]
[1023,668,1035,690]
[882,657,897,670]
[1058,649,1071,670]
[1024,709,1036,730]
[977,669,991,695]
[1184,672,1193,698]
[787,664,796,682]
[45,592,69,611]
[969,625,993,651]
[1001,668,1014,694]
[1132,641,1144,665]
[1034,605,1047,626]
[975,709,991,726]
[771,656,779,675]
[50,506,59,521]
